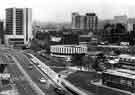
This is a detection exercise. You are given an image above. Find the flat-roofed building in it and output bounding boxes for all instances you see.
[71,12,98,33]
[5,8,32,47]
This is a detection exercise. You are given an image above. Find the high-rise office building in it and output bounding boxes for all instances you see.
[80,16,86,29]
[85,13,98,32]
[72,12,80,29]
[5,8,32,46]
[0,21,4,44]
[71,12,98,32]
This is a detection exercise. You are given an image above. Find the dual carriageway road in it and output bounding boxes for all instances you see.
[0,48,68,95]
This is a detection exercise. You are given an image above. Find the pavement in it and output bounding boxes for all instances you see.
[67,66,95,72]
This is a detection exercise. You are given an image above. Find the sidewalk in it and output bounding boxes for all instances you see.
[67,66,95,72]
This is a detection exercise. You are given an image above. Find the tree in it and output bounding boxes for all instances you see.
[30,32,50,53]
[71,54,84,66]
[103,23,114,43]
[92,53,106,71]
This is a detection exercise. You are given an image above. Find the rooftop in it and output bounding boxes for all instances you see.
[66,71,131,95]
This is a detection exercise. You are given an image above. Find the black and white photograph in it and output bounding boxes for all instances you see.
[0,0,135,95]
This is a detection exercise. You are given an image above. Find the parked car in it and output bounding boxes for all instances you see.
[28,65,33,70]
[38,64,42,68]
[54,87,66,95]
[39,77,47,83]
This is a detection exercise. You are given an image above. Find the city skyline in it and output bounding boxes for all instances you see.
[1,0,135,22]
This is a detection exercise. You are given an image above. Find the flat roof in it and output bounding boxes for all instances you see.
[50,45,87,48]
[97,45,128,49]
[104,69,135,79]
[119,54,135,60]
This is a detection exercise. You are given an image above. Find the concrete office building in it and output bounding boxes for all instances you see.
[72,12,80,29]
[5,8,32,47]
[71,12,98,32]
[85,13,98,32]
[80,16,86,29]
[127,18,135,32]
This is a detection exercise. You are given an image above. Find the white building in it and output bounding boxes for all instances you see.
[50,45,87,61]
[5,8,32,46]
[114,15,128,24]
[127,18,135,32]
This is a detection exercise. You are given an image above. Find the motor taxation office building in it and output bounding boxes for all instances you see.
[5,8,32,46]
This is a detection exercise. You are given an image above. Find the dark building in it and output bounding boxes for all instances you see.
[72,12,81,29]
[79,35,92,45]
[133,24,135,31]
[62,32,79,45]
[0,21,4,44]
[129,30,135,45]
[6,8,13,35]
[85,13,98,32]
[102,23,129,43]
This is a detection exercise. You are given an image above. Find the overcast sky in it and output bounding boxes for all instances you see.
[1,0,135,22]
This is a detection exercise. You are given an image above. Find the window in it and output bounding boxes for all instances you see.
[127,80,132,86]
[120,78,126,84]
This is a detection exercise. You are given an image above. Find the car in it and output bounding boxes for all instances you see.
[39,77,47,83]
[29,62,33,65]
[38,64,42,68]
[54,87,66,95]
[28,65,33,70]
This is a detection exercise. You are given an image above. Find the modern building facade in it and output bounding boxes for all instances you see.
[72,12,81,29]
[0,21,4,44]
[5,8,32,47]
[71,12,98,32]
[127,18,135,32]
[85,13,98,32]
[114,15,128,24]
[61,31,79,45]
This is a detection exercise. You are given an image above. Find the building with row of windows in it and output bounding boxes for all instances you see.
[5,7,32,47]
[50,45,87,61]
[72,12,98,33]
[50,45,87,55]
[101,53,135,93]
